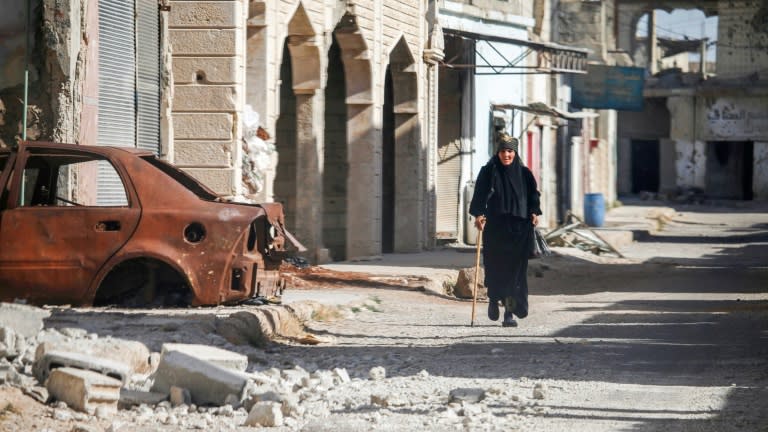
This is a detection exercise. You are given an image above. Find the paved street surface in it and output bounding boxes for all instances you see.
[1,200,767,431]
[274,200,768,431]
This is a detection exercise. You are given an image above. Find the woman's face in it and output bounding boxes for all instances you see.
[497,149,515,166]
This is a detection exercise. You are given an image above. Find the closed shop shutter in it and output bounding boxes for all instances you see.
[98,0,136,148]
[136,0,160,153]
[97,0,159,205]
[97,0,135,205]
[436,140,461,238]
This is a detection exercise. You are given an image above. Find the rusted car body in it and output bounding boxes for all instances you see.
[0,141,297,307]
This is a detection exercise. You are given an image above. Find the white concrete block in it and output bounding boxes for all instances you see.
[35,338,152,375]
[34,350,132,384]
[151,350,250,406]
[161,343,248,372]
[46,367,121,415]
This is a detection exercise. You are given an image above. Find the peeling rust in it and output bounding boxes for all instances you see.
[0,141,298,308]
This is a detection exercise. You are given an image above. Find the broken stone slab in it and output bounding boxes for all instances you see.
[0,302,50,339]
[449,388,486,404]
[150,350,251,406]
[161,343,248,372]
[118,389,168,409]
[46,367,121,415]
[215,306,304,347]
[34,350,132,384]
[35,337,152,375]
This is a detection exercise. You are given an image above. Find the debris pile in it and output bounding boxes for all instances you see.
[543,212,624,257]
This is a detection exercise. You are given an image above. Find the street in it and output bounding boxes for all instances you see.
[1,201,767,432]
[272,200,768,431]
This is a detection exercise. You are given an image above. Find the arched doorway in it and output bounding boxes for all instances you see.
[333,14,376,260]
[273,3,324,262]
[323,34,348,261]
[273,42,297,230]
[382,67,395,253]
[383,36,420,252]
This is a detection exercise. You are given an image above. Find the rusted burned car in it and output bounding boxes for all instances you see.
[0,141,300,307]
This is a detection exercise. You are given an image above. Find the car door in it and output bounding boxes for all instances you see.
[0,147,141,305]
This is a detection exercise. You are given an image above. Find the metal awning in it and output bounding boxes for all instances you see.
[442,28,589,75]
[493,102,599,120]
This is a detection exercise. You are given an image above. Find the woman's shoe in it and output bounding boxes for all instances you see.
[487,300,500,321]
[502,311,517,327]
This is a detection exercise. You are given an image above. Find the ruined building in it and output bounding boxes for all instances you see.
[616,0,768,200]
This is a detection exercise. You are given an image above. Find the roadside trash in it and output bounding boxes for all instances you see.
[543,211,624,258]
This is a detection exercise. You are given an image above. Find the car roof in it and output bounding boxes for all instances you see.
[2,141,157,157]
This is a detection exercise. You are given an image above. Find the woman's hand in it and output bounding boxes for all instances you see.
[474,215,486,231]
[531,214,539,226]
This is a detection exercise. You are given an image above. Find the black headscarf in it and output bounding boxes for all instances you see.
[490,153,528,218]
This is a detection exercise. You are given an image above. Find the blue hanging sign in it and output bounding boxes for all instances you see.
[572,65,645,111]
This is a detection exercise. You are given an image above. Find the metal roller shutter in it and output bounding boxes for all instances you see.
[436,140,461,237]
[98,0,136,148]
[136,0,160,153]
[97,0,159,205]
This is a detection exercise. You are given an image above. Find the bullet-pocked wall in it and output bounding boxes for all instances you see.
[246,1,427,263]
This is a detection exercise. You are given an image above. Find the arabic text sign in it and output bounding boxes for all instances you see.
[572,65,645,111]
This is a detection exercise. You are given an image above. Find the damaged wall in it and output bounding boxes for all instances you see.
[716,0,768,79]
[668,96,706,189]
[0,0,60,147]
[555,0,615,63]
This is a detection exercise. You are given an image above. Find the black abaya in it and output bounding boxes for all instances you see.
[468,155,542,319]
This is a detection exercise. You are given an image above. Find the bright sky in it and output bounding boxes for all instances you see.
[635,9,719,61]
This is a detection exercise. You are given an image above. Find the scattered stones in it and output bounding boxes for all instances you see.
[371,394,390,407]
[333,367,351,383]
[533,383,547,400]
[369,366,386,381]
[449,388,486,404]
[244,401,283,427]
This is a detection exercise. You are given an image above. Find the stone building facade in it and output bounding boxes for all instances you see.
[0,0,435,263]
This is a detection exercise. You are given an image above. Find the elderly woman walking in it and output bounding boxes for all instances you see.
[468,133,542,327]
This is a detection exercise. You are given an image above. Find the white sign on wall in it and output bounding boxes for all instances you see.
[699,97,768,141]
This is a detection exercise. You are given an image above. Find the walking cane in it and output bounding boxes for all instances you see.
[470,224,483,327]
